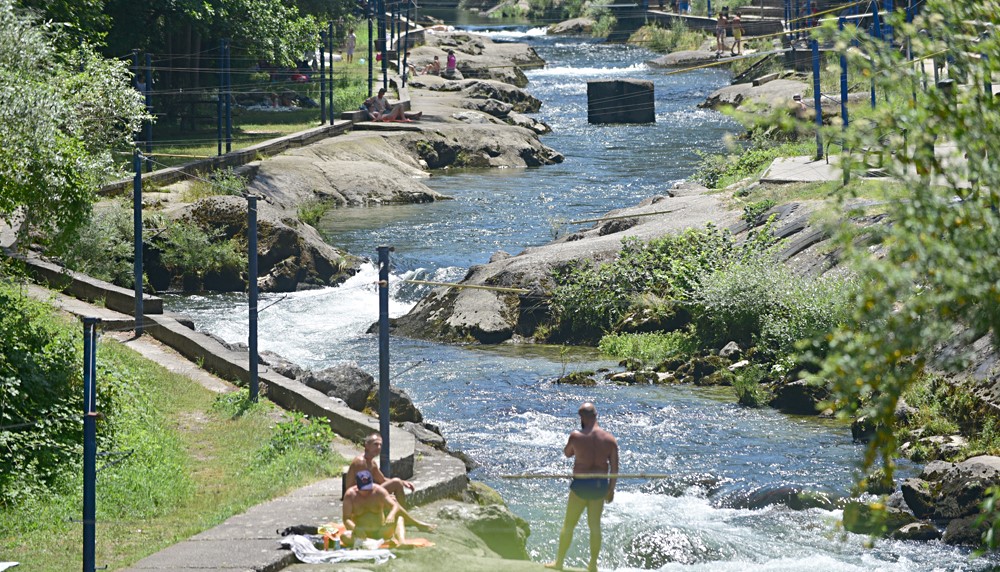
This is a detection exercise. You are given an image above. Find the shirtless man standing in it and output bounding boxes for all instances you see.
[345,433,415,506]
[341,470,434,548]
[547,402,619,572]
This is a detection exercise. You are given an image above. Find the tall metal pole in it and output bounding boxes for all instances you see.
[82,317,99,572]
[217,40,224,156]
[248,196,259,402]
[379,0,388,91]
[839,17,850,185]
[144,53,153,173]
[402,0,411,86]
[328,21,335,122]
[368,3,374,97]
[225,39,232,153]
[811,39,823,160]
[377,245,392,477]
[870,0,881,109]
[839,17,849,129]
[320,30,327,125]
[133,149,143,335]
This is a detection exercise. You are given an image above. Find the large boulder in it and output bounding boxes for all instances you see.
[699,79,808,111]
[842,501,918,537]
[768,378,828,415]
[548,17,595,35]
[934,456,1000,520]
[366,385,423,423]
[247,133,444,209]
[897,456,1000,544]
[396,124,563,169]
[648,50,722,68]
[436,502,531,560]
[259,350,305,380]
[183,196,359,293]
[300,363,375,411]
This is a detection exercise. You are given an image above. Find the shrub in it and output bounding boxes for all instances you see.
[159,219,245,287]
[298,197,333,226]
[181,168,246,202]
[630,20,703,53]
[733,364,771,407]
[0,281,82,507]
[693,131,812,189]
[550,223,780,341]
[50,202,137,286]
[694,258,858,359]
[742,199,776,223]
[259,412,336,462]
[599,331,698,365]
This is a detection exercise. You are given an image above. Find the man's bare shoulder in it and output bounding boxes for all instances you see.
[596,427,617,442]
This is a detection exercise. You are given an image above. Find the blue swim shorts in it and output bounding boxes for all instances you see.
[570,477,609,501]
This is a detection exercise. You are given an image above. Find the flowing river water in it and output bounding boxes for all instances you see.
[167,26,997,571]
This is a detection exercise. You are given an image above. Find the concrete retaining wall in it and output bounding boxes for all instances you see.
[12,252,163,316]
[145,313,415,479]
[100,120,353,196]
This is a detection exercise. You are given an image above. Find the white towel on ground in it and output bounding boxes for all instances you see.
[280,535,395,565]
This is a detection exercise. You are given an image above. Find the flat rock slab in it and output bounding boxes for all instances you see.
[761,155,841,183]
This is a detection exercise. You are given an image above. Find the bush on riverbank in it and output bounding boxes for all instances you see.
[693,257,858,359]
[693,129,813,189]
[629,21,704,53]
[50,199,246,292]
[549,222,780,342]
[0,284,345,569]
[598,330,698,365]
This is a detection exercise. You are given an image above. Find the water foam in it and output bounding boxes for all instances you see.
[473,26,548,39]
[528,62,649,78]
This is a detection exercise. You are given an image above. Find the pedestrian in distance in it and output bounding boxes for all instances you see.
[345,29,356,63]
[715,11,729,56]
[731,11,744,55]
[546,402,619,572]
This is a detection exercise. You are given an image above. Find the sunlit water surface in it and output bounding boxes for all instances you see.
[167,27,996,571]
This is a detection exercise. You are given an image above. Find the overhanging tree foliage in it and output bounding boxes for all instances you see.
[0,0,147,247]
[807,1,1000,475]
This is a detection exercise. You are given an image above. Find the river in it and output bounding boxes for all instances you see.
[167,25,996,571]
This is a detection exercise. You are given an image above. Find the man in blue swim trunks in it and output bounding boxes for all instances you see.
[547,402,619,572]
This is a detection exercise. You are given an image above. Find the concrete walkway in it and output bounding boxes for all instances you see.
[123,442,466,572]
[760,155,841,183]
[20,282,470,572]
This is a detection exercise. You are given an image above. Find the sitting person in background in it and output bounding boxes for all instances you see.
[421,55,441,75]
[345,433,415,506]
[442,49,458,78]
[366,88,422,121]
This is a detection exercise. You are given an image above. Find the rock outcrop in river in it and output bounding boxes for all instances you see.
[392,185,742,343]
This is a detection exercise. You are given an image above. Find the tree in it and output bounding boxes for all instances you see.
[0,0,148,247]
[808,1,1000,475]
[14,0,110,48]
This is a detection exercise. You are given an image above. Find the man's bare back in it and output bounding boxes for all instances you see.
[568,426,617,475]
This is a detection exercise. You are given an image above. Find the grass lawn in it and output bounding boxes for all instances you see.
[0,325,345,571]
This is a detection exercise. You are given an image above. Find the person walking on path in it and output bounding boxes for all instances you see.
[345,29,356,63]
[345,433,416,506]
[546,402,619,572]
[730,12,744,55]
[715,11,729,55]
